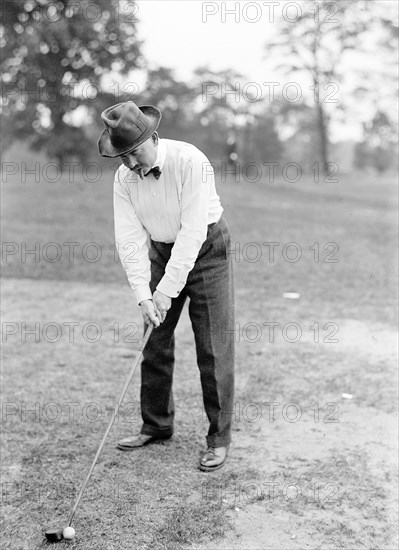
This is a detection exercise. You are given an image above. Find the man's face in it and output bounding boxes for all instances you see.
[120,134,158,180]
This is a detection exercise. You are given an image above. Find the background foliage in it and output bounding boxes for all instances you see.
[1,0,398,172]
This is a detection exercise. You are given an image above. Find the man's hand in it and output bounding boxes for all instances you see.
[152,290,172,323]
[139,299,160,327]
[139,290,171,327]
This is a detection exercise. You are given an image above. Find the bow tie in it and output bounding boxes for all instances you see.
[146,166,162,180]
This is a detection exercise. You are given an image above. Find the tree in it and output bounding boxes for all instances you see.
[1,0,143,167]
[140,67,197,144]
[193,67,283,166]
[269,98,321,167]
[264,0,397,174]
[355,110,398,173]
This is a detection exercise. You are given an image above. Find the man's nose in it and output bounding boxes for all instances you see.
[124,158,137,170]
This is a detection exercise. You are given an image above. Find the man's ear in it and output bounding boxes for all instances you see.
[152,131,159,145]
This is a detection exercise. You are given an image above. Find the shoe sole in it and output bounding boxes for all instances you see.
[199,457,227,472]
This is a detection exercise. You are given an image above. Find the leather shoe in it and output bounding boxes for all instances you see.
[116,433,172,451]
[199,445,229,472]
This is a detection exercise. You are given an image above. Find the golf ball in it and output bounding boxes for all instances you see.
[63,526,75,540]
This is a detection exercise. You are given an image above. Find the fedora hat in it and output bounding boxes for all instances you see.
[98,101,162,157]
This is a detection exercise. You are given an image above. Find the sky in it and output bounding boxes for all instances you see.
[106,0,398,142]
[136,0,280,81]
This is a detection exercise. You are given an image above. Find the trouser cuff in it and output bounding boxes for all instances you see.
[141,425,173,438]
[206,435,231,448]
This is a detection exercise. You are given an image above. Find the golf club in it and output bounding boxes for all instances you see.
[44,322,154,543]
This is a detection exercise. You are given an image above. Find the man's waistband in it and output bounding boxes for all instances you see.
[207,215,222,231]
[151,216,222,246]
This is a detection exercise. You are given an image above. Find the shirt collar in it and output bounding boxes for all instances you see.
[152,139,167,171]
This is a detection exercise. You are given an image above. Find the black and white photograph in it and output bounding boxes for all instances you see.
[1,1,398,548]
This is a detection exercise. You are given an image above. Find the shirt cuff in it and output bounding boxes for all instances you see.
[156,275,185,298]
[135,285,153,305]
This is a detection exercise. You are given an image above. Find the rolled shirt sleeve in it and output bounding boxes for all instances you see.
[113,167,153,305]
[156,151,213,297]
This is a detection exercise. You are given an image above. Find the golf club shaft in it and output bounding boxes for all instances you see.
[66,323,154,526]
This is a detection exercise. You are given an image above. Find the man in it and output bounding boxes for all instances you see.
[98,100,235,472]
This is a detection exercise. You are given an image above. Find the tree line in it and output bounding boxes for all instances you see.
[1,0,397,174]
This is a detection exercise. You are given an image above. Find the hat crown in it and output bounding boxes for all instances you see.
[98,101,161,157]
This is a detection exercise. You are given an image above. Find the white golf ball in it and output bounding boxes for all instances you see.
[63,526,76,540]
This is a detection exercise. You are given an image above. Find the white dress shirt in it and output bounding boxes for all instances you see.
[113,138,223,304]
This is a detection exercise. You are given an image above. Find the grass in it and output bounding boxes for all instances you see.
[154,502,229,549]
[1,166,398,549]
[1,169,397,326]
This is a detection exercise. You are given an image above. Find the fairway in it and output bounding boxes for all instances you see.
[1,170,398,549]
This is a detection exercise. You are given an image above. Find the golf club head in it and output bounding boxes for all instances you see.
[45,528,64,543]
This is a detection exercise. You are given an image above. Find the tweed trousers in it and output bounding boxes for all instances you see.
[140,215,235,447]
